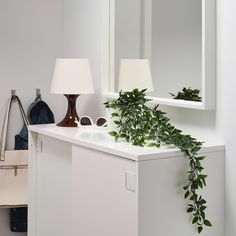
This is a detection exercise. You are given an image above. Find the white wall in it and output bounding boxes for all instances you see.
[63,0,103,119]
[216,1,236,234]
[0,0,65,148]
[0,1,63,235]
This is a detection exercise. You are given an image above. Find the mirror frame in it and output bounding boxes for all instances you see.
[101,0,216,110]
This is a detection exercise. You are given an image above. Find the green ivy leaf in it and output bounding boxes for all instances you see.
[192,217,198,224]
[198,180,203,189]
[201,211,206,220]
[111,112,119,117]
[187,207,194,213]
[199,199,207,205]
[108,131,117,137]
[190,194,197,201]
[114,120,121,125]
[183,185,189,190]
[155,143,161,148]
[115,135,119,142]
[184,191,190,199]
[199,175,208,179]
[202,179,207,187]
[196,156,206,161]
[198,226,203,234]
[119,133,127,138]
[204,220,212,227]
[147,143,156,147]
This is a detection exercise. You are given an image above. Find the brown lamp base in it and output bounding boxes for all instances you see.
[57,95,80,127]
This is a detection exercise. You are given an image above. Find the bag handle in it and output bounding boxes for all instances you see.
[0,95,30,161]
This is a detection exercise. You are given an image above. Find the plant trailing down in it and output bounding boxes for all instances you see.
[104,89,212,234]
[170,87,202,102]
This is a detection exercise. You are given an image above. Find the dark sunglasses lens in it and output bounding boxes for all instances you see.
[96,118,107,127]
[80,117,92,126]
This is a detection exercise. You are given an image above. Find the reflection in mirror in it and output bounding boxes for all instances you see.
[118,59,153,92]
[114,0,202,100]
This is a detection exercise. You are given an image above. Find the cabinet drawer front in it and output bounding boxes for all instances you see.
[72,145,138,236]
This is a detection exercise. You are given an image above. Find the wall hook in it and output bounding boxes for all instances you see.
[36,88,41,99]
[11,90,16,102]
[11,90,16,96]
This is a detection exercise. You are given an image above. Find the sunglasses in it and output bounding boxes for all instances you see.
[79,116,107,127]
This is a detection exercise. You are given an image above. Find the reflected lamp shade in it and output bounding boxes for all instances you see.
[50,58,94,127]
[50,58,94,95]
[118,59,154,92]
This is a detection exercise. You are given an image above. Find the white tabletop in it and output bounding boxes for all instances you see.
[29,124,225,161]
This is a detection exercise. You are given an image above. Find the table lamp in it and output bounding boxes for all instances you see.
[118,59,154,92]
[50,58,94,127]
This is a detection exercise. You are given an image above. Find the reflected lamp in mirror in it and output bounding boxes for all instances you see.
[50,58,94,127]
[118,59,153,92]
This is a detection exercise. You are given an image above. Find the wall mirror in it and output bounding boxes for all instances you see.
[102,0,216,109]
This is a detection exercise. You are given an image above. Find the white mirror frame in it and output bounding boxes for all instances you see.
[101,0,216,110]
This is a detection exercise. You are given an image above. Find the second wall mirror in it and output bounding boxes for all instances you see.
[102,0,216,110]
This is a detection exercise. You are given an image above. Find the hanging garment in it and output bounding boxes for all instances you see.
[15,97,55,150]
[10,96,55,232]
[28,97,55,124]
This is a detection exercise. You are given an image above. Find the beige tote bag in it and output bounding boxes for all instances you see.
[0,95,29,208]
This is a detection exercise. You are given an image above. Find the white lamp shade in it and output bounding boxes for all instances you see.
[118,59,154,92]
[50,58,94,95]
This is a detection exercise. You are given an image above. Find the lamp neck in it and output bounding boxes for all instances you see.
[65,94,79,106]
[64,94,80,118]
[56,94,80,127]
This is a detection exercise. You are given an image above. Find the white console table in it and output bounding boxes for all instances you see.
[28,124,224,236]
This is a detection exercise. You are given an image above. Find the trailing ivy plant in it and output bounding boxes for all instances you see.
[104,89,212,234]
[170,87,202,102]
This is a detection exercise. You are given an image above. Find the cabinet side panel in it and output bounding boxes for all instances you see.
[138,151,224,236]
[37,135,72,236]
[72,145,138,236]
[28,131,38,236]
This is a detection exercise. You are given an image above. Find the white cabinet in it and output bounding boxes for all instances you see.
[29,125,224,236]
[72,146,137,236]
